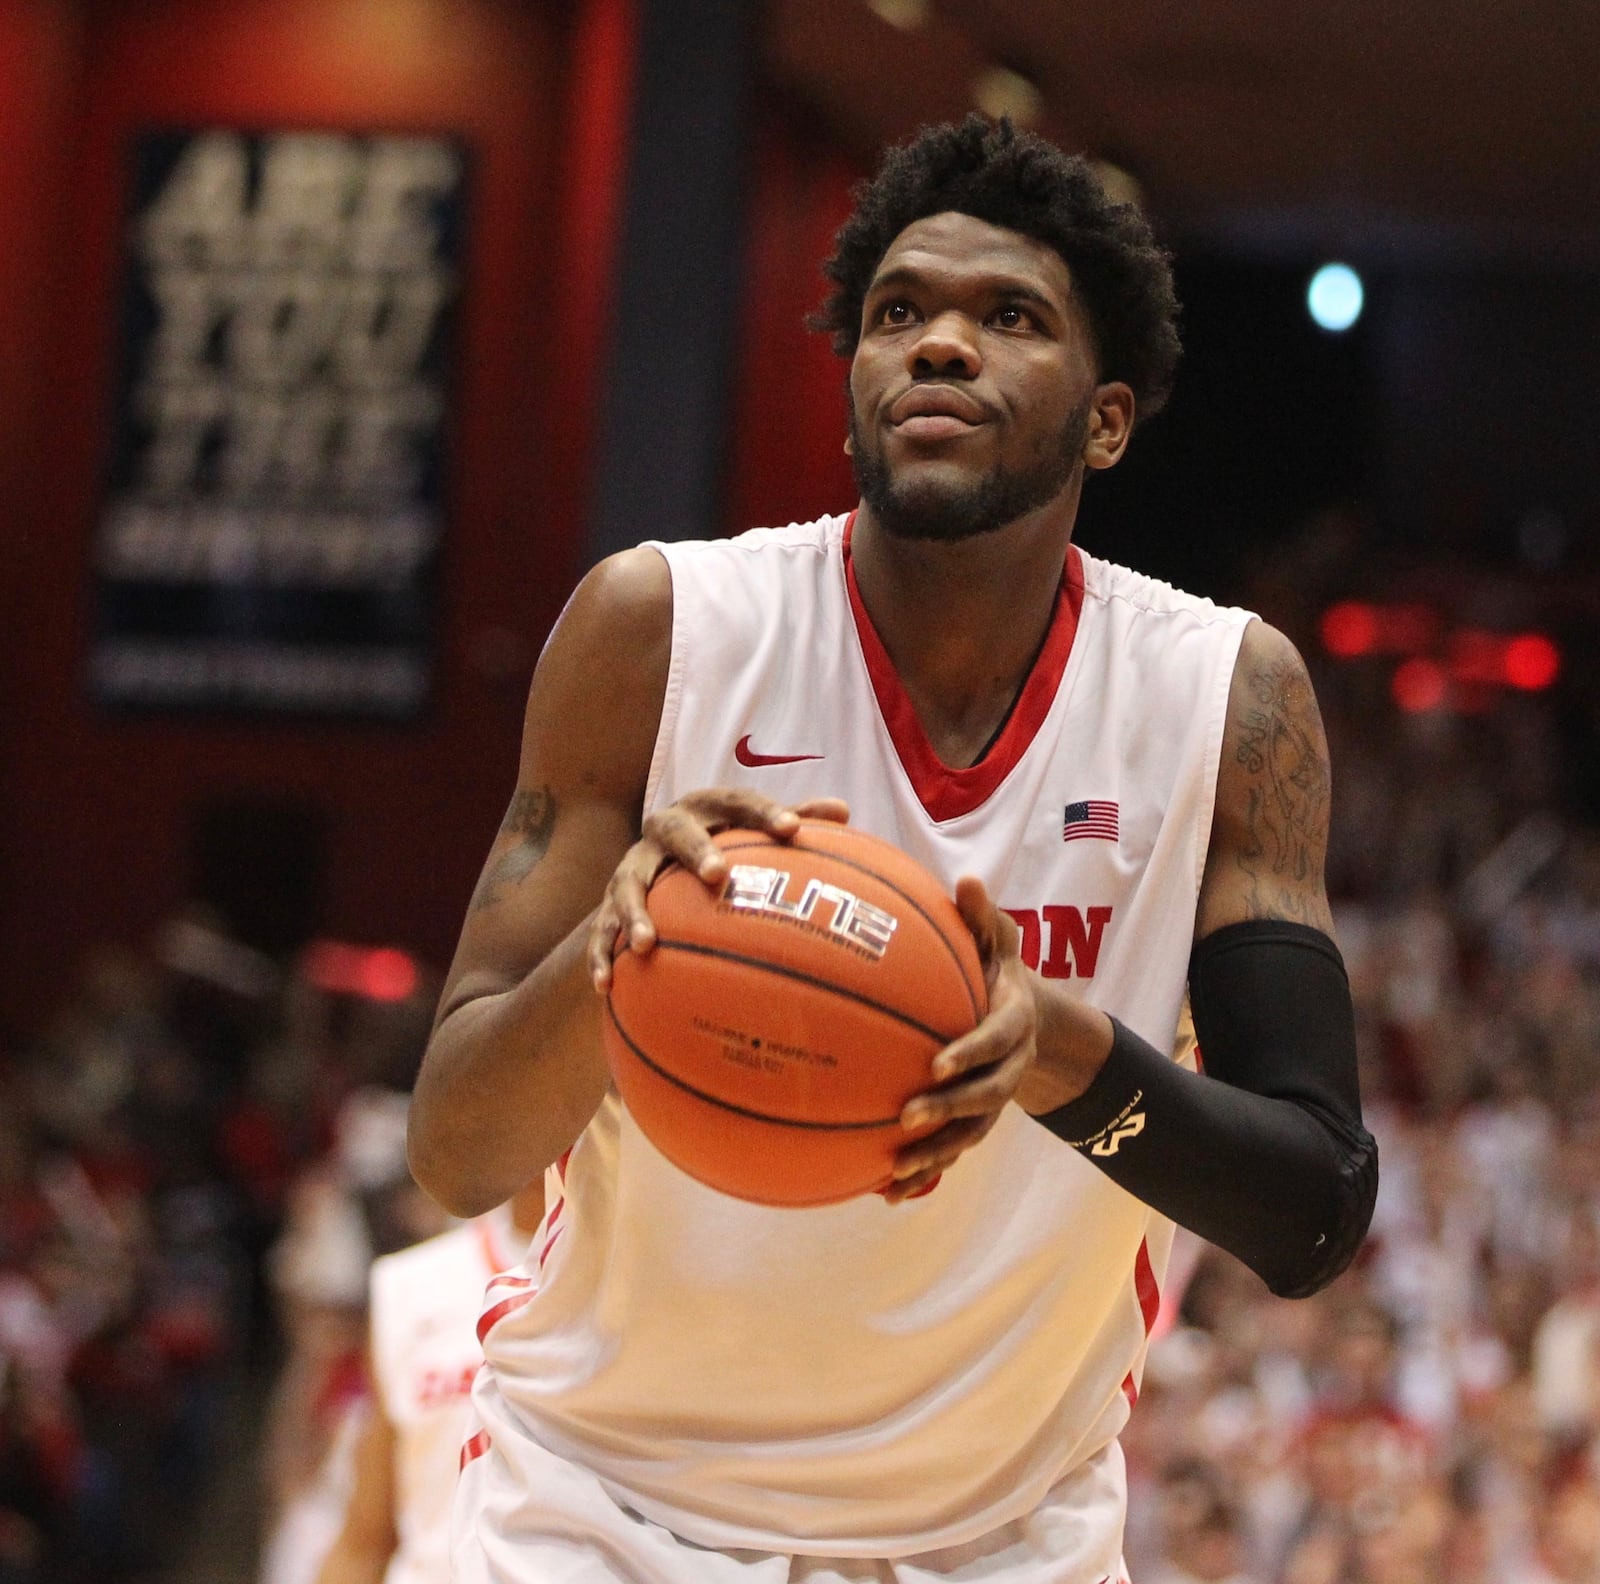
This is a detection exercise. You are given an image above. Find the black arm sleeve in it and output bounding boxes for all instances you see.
[1032,920,1378,1299]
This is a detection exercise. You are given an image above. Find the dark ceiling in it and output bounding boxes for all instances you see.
[764,0,1600,264]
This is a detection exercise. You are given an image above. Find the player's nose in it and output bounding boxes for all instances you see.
[907,310,981,380]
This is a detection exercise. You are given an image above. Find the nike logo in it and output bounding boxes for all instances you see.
[734,734,824,768]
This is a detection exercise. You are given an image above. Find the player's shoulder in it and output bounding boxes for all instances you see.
[645,512,848,572]
[532,544,674,710]
[1077,546,1254,632]
[567,542,674,623]
[1222,618,1324,727]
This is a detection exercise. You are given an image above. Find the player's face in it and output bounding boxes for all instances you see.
[848,212,1116,543]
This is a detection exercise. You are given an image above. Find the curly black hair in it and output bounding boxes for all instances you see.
[813,116,1181,420]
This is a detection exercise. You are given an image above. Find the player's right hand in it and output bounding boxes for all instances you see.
[587,790,849,990]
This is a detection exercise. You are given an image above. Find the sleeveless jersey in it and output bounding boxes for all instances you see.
[480,512,1252,1558]
[370,1207,527,1584]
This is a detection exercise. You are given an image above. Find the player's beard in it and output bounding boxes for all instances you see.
[849,394,1092,543]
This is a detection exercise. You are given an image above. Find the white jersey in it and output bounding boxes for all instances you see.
[478,512,1252,1558]
[369,1207,527,1584]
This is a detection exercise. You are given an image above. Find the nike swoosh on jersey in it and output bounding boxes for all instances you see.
[734,734,824,767]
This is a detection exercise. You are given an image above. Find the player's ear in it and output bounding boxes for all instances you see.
[1083,382,1135,471]
[843,430,855,457]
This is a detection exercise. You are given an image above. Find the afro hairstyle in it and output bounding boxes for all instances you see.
[813,116,1181,421]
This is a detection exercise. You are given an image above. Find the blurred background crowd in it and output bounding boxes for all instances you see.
[0,912,447,1582]
[4,0,1598,1579]
[5,539,1600,1584]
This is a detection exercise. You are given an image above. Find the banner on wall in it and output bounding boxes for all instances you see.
[90,129,468,718]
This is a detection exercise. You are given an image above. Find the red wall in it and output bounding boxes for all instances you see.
[725,102,861,536]
[0,2,863,1034]
[0,0,637,1028]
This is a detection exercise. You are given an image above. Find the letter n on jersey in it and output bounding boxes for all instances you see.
[1003,906,1113,979]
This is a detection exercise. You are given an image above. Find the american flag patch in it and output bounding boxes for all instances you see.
[1063,800,1119,842]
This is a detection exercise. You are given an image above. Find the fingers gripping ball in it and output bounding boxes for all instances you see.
[602,823,987,1206]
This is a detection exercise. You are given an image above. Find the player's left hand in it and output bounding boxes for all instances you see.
[883,877,1038,1204]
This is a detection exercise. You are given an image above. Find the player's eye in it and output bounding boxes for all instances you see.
[878,299,918,327]
[991,304,1032,330]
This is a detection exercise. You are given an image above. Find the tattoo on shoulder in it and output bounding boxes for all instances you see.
[1230,651,1334,929]
[469,787,558,912]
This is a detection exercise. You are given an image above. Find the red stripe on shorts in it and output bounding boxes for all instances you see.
[459,1430,491,1471]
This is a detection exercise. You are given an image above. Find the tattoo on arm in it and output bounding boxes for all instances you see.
[1230,654,1334,929]
[470,787,558,912]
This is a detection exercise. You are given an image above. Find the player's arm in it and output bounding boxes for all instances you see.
[1038,621,1374,1295]
[406,549,673,1217]
[408,551,847,1218]
[313,1388,398,1584]
[892,622,1376,1298]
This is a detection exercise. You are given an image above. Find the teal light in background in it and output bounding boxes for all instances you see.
[1307,262,1364,331]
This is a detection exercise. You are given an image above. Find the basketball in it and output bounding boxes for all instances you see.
[601,821,987,1207]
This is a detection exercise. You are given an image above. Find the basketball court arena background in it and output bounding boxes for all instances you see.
[2,0,1596,1032]
[1,5,1598,1579]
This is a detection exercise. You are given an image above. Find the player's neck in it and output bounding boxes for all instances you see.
[851,499,1075,768]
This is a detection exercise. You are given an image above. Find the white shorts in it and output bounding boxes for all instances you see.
[451,1391,1132,1584]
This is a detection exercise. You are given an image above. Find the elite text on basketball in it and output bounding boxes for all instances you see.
[722,864,899,959]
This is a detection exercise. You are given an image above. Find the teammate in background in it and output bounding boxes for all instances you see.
[313,1177,543,1584]
[410,116,1378,1580]
[259,1089,444,1584]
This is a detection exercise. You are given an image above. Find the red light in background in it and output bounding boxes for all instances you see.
[1322,602,1441,658]
[1378,604,1441,654]
[302,940,420,1001]
[1503,634,1561,691]
[1447,628,1507,686]
[1392,658,1447,713]
[1324,603,1560,705]
[1321,601,1378,657]
[359,949,419,1002]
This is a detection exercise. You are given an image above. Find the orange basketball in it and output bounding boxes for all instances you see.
[602,821,987,1207]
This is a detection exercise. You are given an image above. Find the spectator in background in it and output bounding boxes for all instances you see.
[1531,1208,1600,1447]
[1143,1460,1261,1584]
[316,1174,544,1584]
[1508,1470,1600,1584]
[259,1088,447,1584]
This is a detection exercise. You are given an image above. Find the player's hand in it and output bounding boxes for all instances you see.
[884,877,1037,1203]
[588,790,850,990]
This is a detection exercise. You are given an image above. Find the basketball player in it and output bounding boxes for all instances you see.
[314,1179,544,1584]
[409,117,1378,1581]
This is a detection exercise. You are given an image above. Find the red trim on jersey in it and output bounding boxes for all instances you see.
[538,1223,566,1270]
[1119,1238,1162,1411]
[842,512,1085,823]
[477,1287,539,1346]
[459,1429,491,1471]
[1133,1239,1161,1335]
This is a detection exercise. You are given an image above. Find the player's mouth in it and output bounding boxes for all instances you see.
[888,385,988,442]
